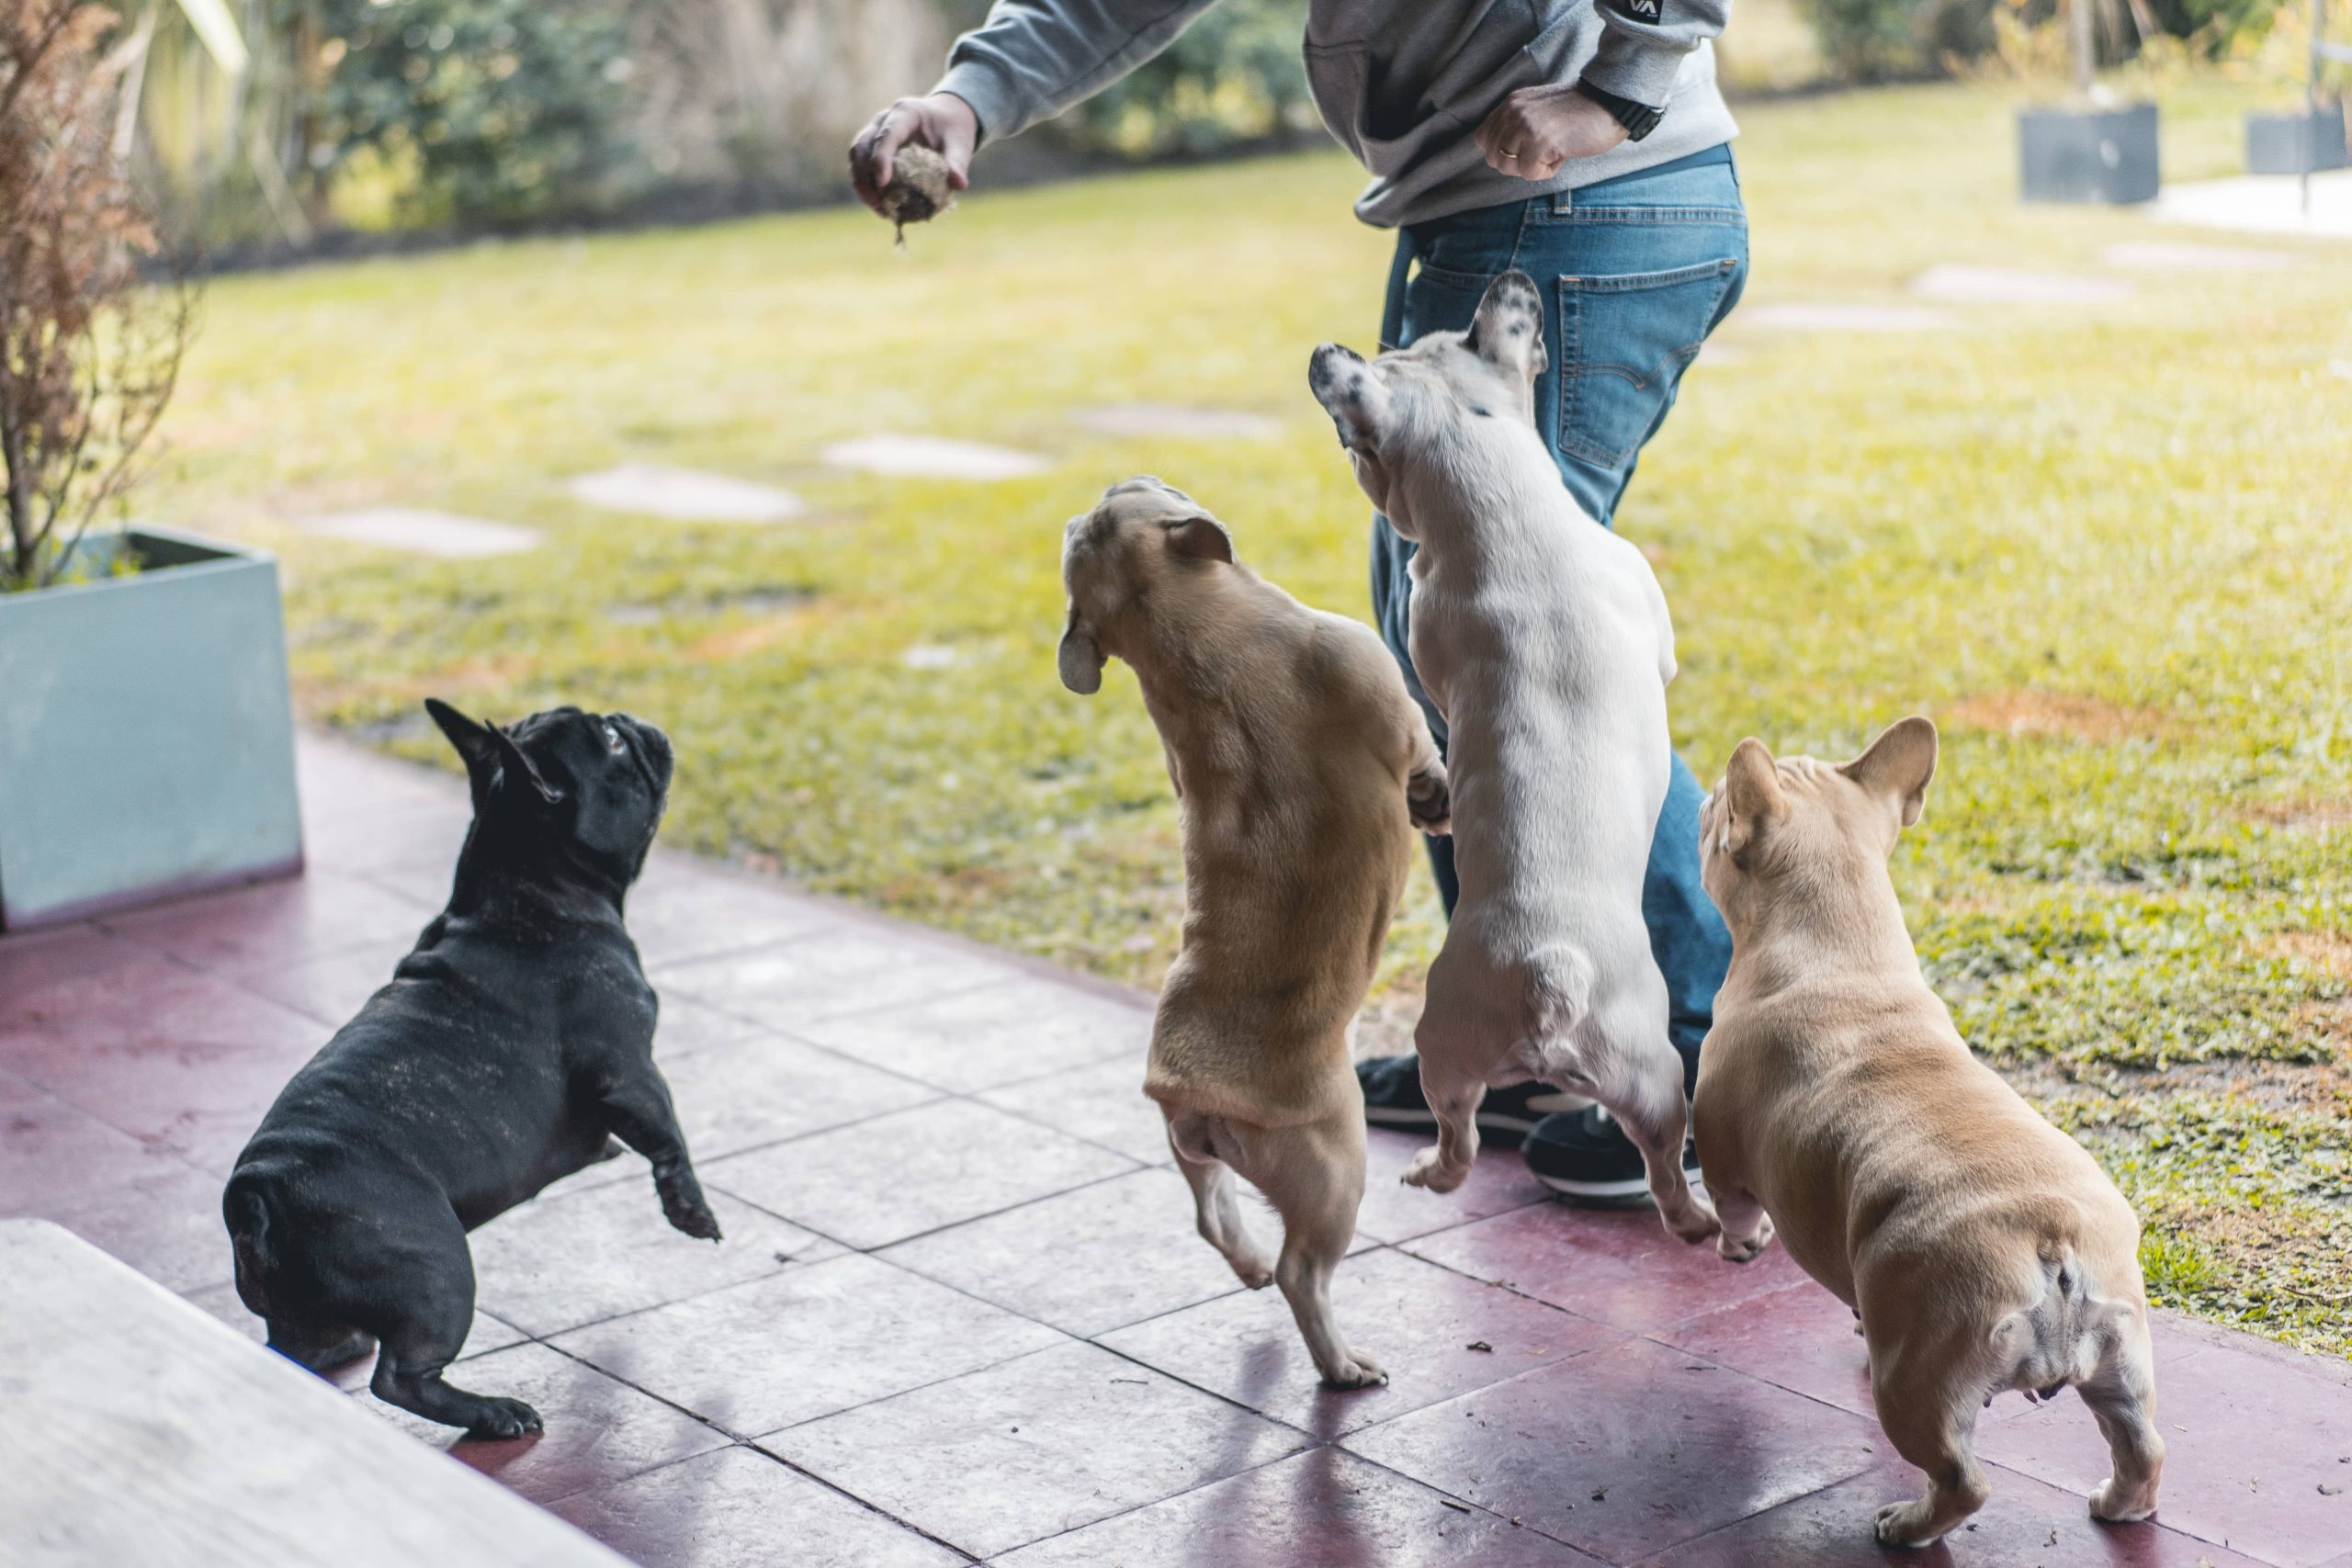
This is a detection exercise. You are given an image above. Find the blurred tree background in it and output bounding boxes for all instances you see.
[119,0,2316,251]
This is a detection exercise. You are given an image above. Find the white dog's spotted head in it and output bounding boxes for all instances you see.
[1056,476,1236,695]
[1698,717,1940,931]
[1307,270,1545,527]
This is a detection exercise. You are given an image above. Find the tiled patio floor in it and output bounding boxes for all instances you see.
[6,736,2351,1565]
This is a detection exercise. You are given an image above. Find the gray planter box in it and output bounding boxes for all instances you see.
[2245,103,2349,175]
[2019,102,2162,204]
[0,527,302,931]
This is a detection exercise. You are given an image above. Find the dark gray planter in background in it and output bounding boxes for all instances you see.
[0,526,302,931]
[2245,102,2349,174]
[2018,102,2162,204]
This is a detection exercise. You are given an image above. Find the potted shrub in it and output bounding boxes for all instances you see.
[2245,0,2350,174]
[0,0,300,931]
[2010,0,2163,203]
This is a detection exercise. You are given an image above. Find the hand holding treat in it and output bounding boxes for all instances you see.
[850,93,977,245]
[878,145,956,244]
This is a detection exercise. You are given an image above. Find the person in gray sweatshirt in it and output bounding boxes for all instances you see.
[850,0,1744,1204]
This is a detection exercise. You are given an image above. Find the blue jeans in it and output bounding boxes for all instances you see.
[1368,143,1745,1075]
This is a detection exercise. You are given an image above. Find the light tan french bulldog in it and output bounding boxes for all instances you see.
[1058,477,1449,1388]
[1694,716,2162,1549]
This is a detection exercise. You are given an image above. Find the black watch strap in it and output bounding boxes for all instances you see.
[1576,81,1665,142]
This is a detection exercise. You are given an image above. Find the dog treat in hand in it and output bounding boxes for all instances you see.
[879,144,956,245]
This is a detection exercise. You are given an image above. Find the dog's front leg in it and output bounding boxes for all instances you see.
[600,1071,722,1242]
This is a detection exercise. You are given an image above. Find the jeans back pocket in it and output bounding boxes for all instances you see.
[1555,257,1742,471]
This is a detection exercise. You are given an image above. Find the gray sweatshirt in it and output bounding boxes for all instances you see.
[934,1,1738,229]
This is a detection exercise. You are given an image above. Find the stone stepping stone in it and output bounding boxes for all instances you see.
[302,507,540,559]
[2098,240,2298,272]
[567,464,804,524]
[1069,404,1282,441]
[1740,302,1956,333]
[819,434,1050,482]
[1910,265,2129,305]
[2155,171,2352,239]
[2333,360,2352,380]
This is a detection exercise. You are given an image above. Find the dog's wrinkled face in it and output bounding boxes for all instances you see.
[426,699,674,882]
[1698,716,1939,930]
[1057,476,1235,694]
[1307,271,1546,530]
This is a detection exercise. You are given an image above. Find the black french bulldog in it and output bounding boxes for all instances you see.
[224,700,719,1438]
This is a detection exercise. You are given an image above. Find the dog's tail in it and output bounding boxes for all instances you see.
[1988,1227,2120,1404]
[1527,946,1594,1041]
[223,1176,275,1319]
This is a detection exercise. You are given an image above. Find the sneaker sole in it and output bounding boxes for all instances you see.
[1532,1164,1707,1204]
[1530,1170,1655,1201]
[1363,1106,1546,1143]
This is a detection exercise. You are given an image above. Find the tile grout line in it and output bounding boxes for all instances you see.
[520,1340,989,1564]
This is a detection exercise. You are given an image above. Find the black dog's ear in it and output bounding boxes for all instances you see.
[425,697,563,804]
[427,697,500,781]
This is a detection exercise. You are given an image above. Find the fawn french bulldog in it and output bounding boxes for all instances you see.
[1058,477,1448,1387]
[1695,717,2161,1547]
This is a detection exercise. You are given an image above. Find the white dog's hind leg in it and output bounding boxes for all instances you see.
[1402,1051,1485,1194]
[2081,1314,2165,1524]
[1234,1111,1385,1389]
[1586,989,1718,1245]
[1166,1111,1273,1289]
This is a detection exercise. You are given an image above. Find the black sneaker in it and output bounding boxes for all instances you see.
[1521,1105,1701,1205]
[1355,1055,1592,1149]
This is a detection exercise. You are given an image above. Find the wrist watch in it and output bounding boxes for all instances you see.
[1575,81,1665,142]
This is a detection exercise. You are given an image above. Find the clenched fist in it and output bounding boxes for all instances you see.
[1474,85,1628,181]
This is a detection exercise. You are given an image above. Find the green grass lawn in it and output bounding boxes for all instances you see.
[151,80,2352,1354]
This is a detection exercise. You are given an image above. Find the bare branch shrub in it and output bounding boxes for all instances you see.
[1,0,194,592]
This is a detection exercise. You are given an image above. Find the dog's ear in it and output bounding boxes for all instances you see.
[1718,738,1786,863]
[1309,343,1394,457]
[1161,513,1233,564]
[1057,605,1103,695]
[424,697,563,805]
[427,697,501,784]
[1839,716,1938,831]
[1464,271,1546,383]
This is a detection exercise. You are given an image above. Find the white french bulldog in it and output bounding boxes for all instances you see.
[1308,271,1715,1245]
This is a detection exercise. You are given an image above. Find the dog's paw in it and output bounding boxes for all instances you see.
[663,1193,724,1242]
[2088,1479,2157,1524]
[1662,1198,1721,1247]
[1717,1214,1774,1264]
[1401,1145,1466,1193]
[1407,769,1452,836]
[1872,1499,1940,1550]
[1319,1349,1388,1390]
[465,1396,544,1441]
[1227,1255,1275,1290]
